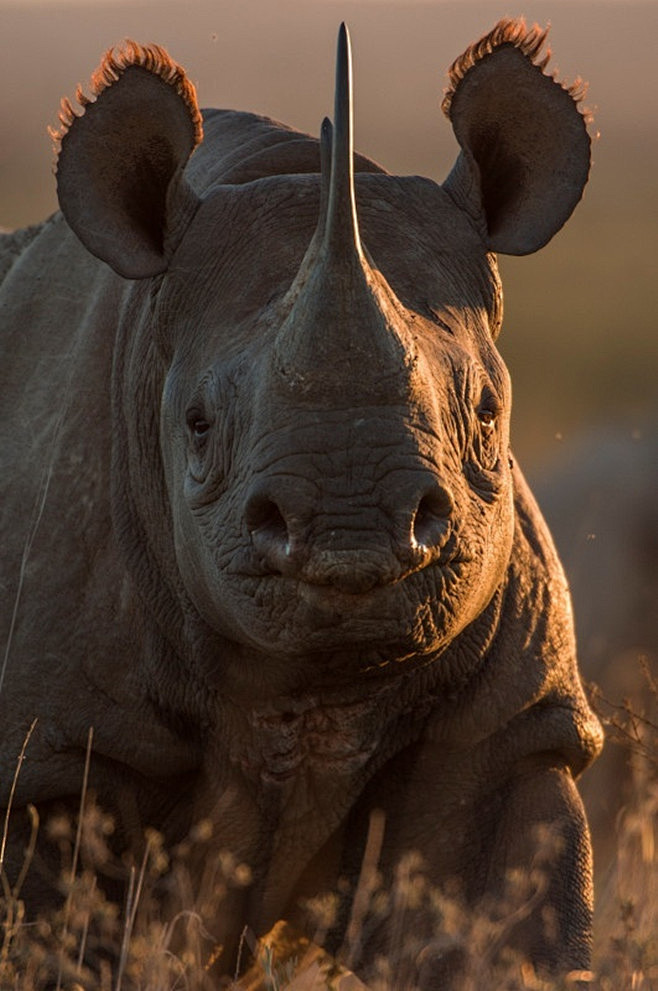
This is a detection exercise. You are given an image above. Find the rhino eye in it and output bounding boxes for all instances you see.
[186,408,211,440]
[476,387,500,431]
[193,418,210,438]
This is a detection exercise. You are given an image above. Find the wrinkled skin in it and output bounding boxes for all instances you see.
[0,23,602,988]
[160,175,512,669]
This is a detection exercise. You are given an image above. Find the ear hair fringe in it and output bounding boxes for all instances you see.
[441,18,591,124]
[48,40,203,152]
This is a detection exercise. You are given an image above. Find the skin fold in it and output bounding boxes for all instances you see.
[0,21,602,988]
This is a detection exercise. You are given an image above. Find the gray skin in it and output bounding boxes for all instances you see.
[0,22,602,987]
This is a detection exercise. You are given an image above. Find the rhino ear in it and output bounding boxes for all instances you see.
[442,19,591,256]
[52,42,202,278]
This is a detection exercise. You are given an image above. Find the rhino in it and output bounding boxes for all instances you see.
[535,418,658,883]
[0,19,602,988]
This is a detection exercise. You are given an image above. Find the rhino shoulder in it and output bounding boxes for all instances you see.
[504,463,603,771]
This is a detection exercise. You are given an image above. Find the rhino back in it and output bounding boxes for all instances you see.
[187,108,384,193]
[0,216,121,631]
[0,222,45,285]
[0,216,198,808]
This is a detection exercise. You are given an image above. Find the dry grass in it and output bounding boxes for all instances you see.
[588,666,658,991]
[2,666,658,990]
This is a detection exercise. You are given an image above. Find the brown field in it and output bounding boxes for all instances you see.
[1,1,657,986]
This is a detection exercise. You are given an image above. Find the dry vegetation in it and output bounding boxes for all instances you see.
[1,664,658,990]
[0,4,654,986]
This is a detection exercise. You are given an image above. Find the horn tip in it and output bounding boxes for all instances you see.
[334,23,353,137]
[337,22,352,66]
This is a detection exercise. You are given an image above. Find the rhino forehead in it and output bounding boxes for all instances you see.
[163,171,496,333]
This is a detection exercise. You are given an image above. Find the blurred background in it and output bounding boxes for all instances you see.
[1,0,656,880]
[1,0,655,466]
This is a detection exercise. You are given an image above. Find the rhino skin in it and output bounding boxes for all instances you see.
[0,20,602,987]
[535,418,658,882]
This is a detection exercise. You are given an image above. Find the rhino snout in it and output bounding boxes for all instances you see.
[244,476,454,594]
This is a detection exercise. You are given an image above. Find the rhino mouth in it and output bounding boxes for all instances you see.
[225,545,471,660]
[295,540,466,604]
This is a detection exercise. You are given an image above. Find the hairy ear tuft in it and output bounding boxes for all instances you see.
[442,19,591,256]
[442,19,588,118]
[52,41,202,278]
[50,41,203,151]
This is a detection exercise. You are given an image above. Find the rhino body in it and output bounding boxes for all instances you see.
[0,22,601,987]
[536,420,658,880]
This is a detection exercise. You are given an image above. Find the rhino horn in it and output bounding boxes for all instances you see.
[324,22,363,261]
[274,24,413,402]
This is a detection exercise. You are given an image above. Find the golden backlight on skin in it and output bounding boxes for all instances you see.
[1,8,655,988]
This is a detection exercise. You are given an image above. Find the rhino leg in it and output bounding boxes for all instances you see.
[413,762,594,989]
[483,761,594,973]
[336,750,593,989]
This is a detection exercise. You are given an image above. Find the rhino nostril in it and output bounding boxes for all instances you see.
[413,488,453,550]
[245,496,290,570]
[246,496,285,533]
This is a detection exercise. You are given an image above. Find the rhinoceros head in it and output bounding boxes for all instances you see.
[53,23,590,681]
